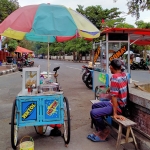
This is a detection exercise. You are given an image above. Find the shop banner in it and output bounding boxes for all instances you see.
[109,46,127,61]
[94,46,100,63]
[98,73,106,84]
[44,99,60,120]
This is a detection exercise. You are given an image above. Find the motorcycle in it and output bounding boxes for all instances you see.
[85,70,93,89]
[130,62,137,70]
[139,59,149,70]
[130,59,149,70]
[23,58,34,67]
[81,65,91,83]
[81,65,93,89]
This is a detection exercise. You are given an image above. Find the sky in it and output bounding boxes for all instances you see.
[17,0,150,26]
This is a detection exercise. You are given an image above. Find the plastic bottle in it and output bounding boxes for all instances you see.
[40,76,44,84]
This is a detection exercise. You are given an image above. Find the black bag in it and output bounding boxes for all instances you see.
[119,78,131,118]
[120,104,130,117]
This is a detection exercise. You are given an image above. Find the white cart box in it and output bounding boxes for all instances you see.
[22,67,40,94]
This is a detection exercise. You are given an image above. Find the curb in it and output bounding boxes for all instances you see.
[0,67,18,76]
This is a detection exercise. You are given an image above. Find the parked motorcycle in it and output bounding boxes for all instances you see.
[139,59,149,70]
[85,70,93,89]
[130,62,138,70]
[81,65,91,83]
[23,59,34,67]
[130,59,149,70]
[81,65,93,89]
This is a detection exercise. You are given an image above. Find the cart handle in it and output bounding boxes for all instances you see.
[20,136,34,145]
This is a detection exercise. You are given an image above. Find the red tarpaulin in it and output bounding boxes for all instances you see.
[15,46,33,53]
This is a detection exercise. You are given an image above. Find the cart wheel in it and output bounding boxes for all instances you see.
[11,99,18,149]
[62,97,70,145]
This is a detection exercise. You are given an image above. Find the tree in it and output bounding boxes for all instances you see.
[134,20,150,59]
[2,38,18,52]
[127,0,150,19]
[0,0,19,23]
[135,20,150,29]
[114,0,150,19]
[76,5,125,30]
[116,22,135,28]
[18,39,34,51]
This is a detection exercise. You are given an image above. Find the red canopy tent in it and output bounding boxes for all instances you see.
[15,46,33,53]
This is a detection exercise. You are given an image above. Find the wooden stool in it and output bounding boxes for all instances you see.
[90,100,138,150]
[112,117,138,150]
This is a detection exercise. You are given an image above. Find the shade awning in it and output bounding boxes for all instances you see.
[15,46,33,53]
[101,28,150,45]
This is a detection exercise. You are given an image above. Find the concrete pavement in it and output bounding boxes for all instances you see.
[1,59,149,150]
[0,64,17,76]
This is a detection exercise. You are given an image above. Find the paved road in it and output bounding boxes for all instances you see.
[0,59,95,150]
[0,58,147,150]
[37,58,150,83]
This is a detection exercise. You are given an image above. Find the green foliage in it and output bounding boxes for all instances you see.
[2,38,18,52]
[135,20,150,29]
[8,39,18,52]
[131,20,150,53]
[18,39,35,51]
[116,23,135,28]
[76,5,125,43]
[115,0,150,19]
[76,5,125,30]
[127,0,150,19]
[0,0,19,23]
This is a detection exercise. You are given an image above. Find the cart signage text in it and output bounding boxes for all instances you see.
[94,46,100,63]
[47,100,58,116]
[22,102,37,121]
[109,46,127,61]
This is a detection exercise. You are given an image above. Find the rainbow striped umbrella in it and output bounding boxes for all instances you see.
[0,3,100,75]
[0,3,100,42]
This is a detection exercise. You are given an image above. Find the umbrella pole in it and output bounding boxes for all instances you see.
[48,38,50,78]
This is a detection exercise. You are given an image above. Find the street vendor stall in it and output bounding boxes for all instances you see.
[93,28,150,91]
[15,46,34,68]
[0,3,100,149]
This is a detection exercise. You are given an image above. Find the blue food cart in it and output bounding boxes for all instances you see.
[11,66,70,149]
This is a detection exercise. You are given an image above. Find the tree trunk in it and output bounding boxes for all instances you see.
[73,52,75,61]
[63,52,65,60]
[79,53,82,62]
[85,53,87,61]
[90,50,92,61]
[59,52,61,60]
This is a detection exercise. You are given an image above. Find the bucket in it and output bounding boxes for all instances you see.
[20,136,34,150]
